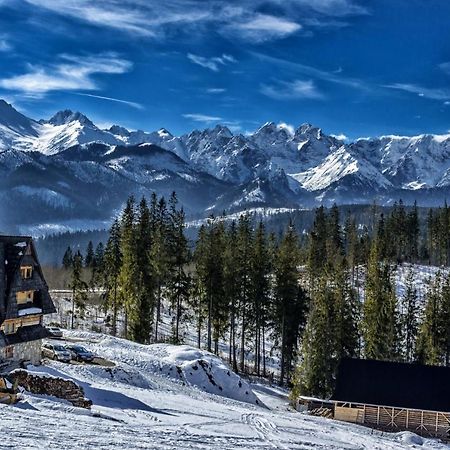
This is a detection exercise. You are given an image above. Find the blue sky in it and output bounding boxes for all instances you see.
[1,0,450,139]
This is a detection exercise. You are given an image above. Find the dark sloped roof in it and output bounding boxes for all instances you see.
[332,358,450,413]
[0,324,50,347]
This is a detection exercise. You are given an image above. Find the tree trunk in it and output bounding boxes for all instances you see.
[154,281,161,341]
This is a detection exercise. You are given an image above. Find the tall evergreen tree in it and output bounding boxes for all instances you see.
[400,267,419,362]
[62,246,73,269]
[103,219,122,336]
[85,240,95,268]
[70,250,88,329]
[273,222,307,385]
[118,196,139,340]
[363,239,399,360]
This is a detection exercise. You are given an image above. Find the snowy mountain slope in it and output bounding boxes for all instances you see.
[4,99,450,232]
[1,329,446,449]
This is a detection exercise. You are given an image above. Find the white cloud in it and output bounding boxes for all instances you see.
[21,0,366,41]
[277,122,294,135]
[226,14,301,42]
[183,113,223,123]
[187,53,236,72]
[0,38,11,52]
[289,0,368,17]
[0,53,132,95]
[251,52,368,91]
[331,133,348,141]
[206,88,227,94]
[385,83,450,101]
[260,79,324,100]
[74,92,143,110]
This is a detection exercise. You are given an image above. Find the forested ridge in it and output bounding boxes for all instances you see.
[59,195,450,399]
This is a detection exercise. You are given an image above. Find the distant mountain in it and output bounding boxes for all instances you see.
[1,99,450,234]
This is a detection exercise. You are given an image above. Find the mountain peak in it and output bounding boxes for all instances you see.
[109,125,130,136]
[296,123,322,139]
[47,110,95,127]
[0,98,39,137]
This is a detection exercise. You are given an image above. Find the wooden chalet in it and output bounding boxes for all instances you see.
[299,358,450,439]
[0,235,56,365]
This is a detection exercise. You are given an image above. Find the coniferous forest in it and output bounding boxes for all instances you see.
[58,194,450,399]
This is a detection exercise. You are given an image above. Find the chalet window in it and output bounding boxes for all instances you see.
[17,290,34,304]
[5,346,14,359]
[2,321,16,334]
[20,265,33,279]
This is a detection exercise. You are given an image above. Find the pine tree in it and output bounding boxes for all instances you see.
[236,214,253,370]
[85,241,95,268]
[69,250,88,329]
[167,193,190,344]
[103,219,122,336]
[416,272,443,365]
[151,196,170,342]
[400,267,419,362]
[250,221,272,376]
[223,221,239,371]
[133,196,154,343]
[294,276,334,398]
[118,196,139,340]
[363,239,399,360]
[273,222,307,385]
[62,246,73,269]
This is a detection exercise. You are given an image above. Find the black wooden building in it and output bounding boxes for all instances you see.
[329,358,450,438]
[0,235,56,364]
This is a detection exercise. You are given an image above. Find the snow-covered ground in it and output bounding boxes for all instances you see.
[2,330,447,449]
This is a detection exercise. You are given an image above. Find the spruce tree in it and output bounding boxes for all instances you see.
[416,272,443,365]
[118,196,139,340]
[250,221,272,376]
[273,222,307,385]
[363,239,399,360]
[400,267,419,362]
[62,246,73,269]
[103,219,122,336]
[69,250,88,329]
[167,193,190,344]
[133,196,154,343]
[85,241,95,268]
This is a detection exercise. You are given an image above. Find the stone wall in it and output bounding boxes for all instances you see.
[9,370,92,409]
[0,339,42,366]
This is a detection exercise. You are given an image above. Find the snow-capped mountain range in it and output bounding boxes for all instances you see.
[1,98,450,233]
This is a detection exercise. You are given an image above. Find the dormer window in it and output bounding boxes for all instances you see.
[17,290,34,304]
[20,266,33,279]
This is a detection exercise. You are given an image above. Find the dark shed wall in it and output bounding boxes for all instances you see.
[332,358,450,413]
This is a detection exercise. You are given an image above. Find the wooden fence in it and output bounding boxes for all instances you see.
[299,397,450,439]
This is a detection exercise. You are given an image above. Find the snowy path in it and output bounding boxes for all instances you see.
[1,332,448,449]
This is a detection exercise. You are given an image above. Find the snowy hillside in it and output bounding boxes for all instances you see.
[2,329,447,449]
[3,99,450,232]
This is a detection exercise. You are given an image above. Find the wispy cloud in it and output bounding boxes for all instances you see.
[439,62,450,75]
[260,79,324,100]
[277,122,295,135]
[187,53,236,72]
[385,83,450,101]
[0,38,11,52]
[331,133,348,141]
[206,88,227,94]
[22,0,367,41]
[183,113,223,123]
[74,92,143,110]
[224,14,301,42]
[289,0,369,17]
[0,53,132,96]
[251,51,368,91]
